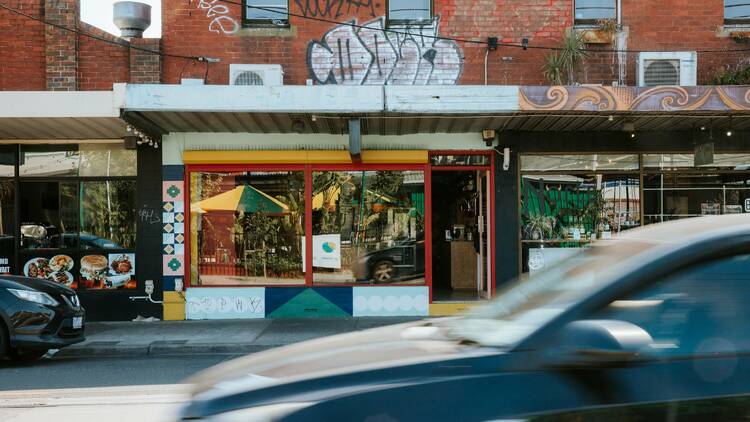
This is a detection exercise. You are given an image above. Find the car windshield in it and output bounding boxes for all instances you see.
[447,238,661,348]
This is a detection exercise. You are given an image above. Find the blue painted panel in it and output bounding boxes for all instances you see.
[163,165,185,182]
[352,286,429,317]
[264,287,306,315]
[314,287,353,315]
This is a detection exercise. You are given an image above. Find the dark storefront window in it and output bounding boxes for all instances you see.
[520,153,750,274]
[190,171,306,286]
[11,143,138,290]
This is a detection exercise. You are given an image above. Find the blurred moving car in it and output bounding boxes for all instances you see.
[179,215,750,421]
[0,276,84,361]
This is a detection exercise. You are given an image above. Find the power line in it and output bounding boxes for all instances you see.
[0,2,208,62]
[217,0,750,54]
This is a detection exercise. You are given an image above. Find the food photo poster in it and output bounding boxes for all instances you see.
[22,253,137,290]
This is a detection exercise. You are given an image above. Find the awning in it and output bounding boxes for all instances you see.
[0,88,127,140]
[123,84,750,136]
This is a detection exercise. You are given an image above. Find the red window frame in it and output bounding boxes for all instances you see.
[184,163,431,289]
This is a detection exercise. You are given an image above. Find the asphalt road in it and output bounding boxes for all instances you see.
[0,353,242,391]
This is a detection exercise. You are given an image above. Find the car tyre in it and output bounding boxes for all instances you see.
[9,348,47,362]
[0,321,7,359]
[372,261,395,283]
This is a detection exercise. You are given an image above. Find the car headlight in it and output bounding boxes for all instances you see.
[207,402,314,422]
[7,289,59,307]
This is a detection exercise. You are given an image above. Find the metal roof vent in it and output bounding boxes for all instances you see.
[113,1,151,39]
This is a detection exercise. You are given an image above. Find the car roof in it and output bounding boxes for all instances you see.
[615,214,750,246]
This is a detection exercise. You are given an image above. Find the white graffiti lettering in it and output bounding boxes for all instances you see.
[198,0,240,35]
[307,16,463,85]
[187,296,264,316]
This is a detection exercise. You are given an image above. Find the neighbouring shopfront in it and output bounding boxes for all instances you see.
[519,152,750,273]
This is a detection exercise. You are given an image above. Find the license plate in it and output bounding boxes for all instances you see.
[72,316,83,329]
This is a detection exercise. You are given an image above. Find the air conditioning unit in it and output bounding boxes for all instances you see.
[229,64,284,86]
[637,52,697,87]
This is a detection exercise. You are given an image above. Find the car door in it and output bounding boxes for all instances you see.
[563,253,750,413]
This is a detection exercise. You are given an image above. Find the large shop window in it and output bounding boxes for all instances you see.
[190,171,306,286]
[17,144,137,290]
[312,170,425,285]
[520,154,641,274]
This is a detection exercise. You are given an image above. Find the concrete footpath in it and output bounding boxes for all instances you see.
[56,317,422,358]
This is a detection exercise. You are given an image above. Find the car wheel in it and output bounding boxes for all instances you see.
[372,261,395,283]
[9,348,47,362]
[0,322,7,359]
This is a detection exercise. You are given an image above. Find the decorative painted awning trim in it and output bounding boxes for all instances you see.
[520,86,750,112]
[182,150,428,164]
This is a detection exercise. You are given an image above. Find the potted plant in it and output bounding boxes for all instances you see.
[524,215,557,241]
[578,18,618,44]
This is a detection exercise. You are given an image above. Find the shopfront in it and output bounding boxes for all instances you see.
[519,151,750,273]
[167,147,496,319]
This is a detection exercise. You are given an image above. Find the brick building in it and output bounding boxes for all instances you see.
[2,0,750,321]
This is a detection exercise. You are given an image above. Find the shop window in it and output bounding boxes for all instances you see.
[574,0,616,25]
[243,0,289,26]
[725,0,750,24]
[20,144,136,177]
[643,153,750,171]
[643,173,750,224]
[80,181,137,249]
[520,174,640,273]
[20,181,79,250]
[0,181,15,274]
[190,171,305,286]
[430,154,489,167]
[521,154,639,172]
[387,0,432,25]
[312,170,425,285]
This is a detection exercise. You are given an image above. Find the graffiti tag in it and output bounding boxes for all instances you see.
[198,0,240,35]
[187,296,265,316]
[295,0,376,18]
[307,16,463,85]
[139,206,161,225]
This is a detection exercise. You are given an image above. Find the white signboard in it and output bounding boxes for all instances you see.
[301,234,342,269]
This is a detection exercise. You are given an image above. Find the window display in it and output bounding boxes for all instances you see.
[190,171,306,286]
[312,170,425,285]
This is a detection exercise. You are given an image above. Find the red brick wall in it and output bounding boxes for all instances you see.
[0,1,46,90]
[1,0,161,91]
[162,0,747,86]
[78,23,129,90]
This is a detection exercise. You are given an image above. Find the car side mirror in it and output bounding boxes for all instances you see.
[546,319,653,368]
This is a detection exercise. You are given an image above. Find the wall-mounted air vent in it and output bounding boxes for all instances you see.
[637,52,697,87]
[229,64,284,86]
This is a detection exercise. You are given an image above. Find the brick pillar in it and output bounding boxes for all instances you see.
[129,39,162,84]
[45,0,79,91]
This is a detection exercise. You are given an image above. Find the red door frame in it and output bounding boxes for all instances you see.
[428,151,496,299]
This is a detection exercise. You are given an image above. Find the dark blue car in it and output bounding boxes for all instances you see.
[179,214,750,421]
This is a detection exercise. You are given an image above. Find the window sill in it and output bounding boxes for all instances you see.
[716,24,750,39]
[386,20,434,29]
[238,24,296,37]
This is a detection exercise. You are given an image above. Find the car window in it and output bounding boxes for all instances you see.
[528,394,750,421]
[590,254,750,357]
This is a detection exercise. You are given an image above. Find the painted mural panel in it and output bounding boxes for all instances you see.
[520,86,750,112]
[186,287,266,319]
[352,286,429,316]
[307,17,463,86]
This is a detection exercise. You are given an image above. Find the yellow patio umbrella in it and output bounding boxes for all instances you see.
[192,185,289,215]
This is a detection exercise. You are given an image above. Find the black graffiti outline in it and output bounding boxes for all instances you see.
[307,16,463,86]
[295,0,376,19]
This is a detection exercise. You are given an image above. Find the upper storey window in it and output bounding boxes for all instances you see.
[574,0,616,25]
[244,0,289,26]
[725,0,750,24]
[387,0,432,25]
